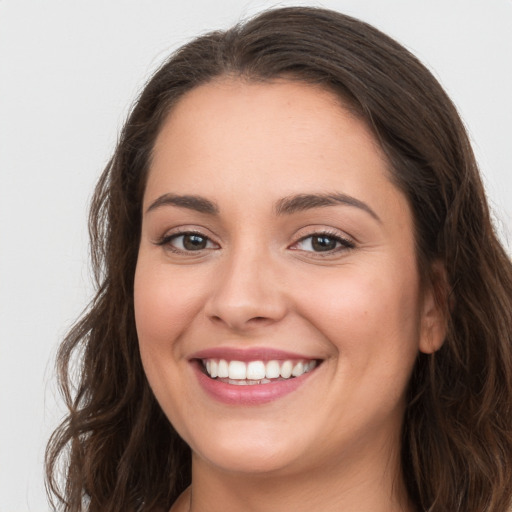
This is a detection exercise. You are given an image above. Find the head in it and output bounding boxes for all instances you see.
[47,6,512,512]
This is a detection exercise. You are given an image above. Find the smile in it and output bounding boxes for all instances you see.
[202,359,318,385]
[190,349,322,405]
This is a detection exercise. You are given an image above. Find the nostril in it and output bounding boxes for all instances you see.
[208,313,275,331]
[243,316,276,329]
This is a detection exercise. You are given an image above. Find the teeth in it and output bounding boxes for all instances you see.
[304,361,313,373]
[210,360,218,378]
[203,358,318,382]
[292,362,304,377]
[217,359,229,378]
[265,360,280,379]
[280,360,293,378]
[247,361,266,380]
[227,378,272,386]
[228,360,247,380]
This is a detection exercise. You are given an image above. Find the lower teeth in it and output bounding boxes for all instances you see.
[217,377,291,386]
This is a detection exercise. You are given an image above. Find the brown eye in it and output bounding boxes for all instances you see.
[292,232,355,253]
[182,234,208,250]
[158,232,218,252]
[311,235,338,252]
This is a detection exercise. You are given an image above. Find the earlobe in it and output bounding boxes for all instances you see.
[419,262,449,354]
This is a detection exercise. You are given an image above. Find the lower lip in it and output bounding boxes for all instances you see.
[192,362,316,405]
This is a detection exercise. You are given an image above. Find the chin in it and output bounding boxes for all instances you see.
[196,449,303,477]
[187,422,309,476]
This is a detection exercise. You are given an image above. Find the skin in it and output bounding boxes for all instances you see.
[134,79,445,512]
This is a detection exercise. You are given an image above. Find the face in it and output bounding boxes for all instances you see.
[134,79,444,478]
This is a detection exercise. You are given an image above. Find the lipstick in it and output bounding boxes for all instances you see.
[189,347,321,405]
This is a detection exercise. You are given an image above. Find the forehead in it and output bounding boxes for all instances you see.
[154,79,362,155]
[145,79,408,225]
[151,78,372,165]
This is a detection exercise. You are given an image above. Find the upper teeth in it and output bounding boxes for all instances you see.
[203,359,317,380]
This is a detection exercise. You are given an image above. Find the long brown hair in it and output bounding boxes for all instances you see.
[46,7,512,511]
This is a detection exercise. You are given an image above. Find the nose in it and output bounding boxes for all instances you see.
[204,246,288,333]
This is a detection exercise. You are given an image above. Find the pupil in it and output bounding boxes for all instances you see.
[183,234,207,250]
[312,236,336,252]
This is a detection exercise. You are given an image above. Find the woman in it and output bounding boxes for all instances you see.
[46,6,512,512]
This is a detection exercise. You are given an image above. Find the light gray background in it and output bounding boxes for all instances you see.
[1,1,511,510]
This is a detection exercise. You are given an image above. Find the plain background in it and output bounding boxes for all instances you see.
[0,1,511,510]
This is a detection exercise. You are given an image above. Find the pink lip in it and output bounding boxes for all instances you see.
[192,361,316,405]
[189,347,316,362]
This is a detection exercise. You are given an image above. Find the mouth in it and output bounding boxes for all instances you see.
[200,358,319,385]
[190,348,323,405]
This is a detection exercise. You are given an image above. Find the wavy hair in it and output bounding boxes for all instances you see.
[46,7,512,511]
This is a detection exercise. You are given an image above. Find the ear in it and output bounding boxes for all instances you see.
[418,261,448,354]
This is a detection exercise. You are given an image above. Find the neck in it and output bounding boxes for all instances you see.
[185,440,413,512]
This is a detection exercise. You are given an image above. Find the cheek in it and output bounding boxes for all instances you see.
[133,257,206,432]
[298,261,422,372]
[133,258,205,358]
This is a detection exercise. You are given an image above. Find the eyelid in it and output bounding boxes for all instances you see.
[154,227,220,253]
[152,225,355,256]
[289,228,356,254]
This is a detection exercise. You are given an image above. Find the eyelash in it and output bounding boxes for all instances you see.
[155,229,355,256]
[155,230,217,254]
[291,230,356,255]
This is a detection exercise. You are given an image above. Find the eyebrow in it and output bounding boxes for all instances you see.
[145,191,380,222]
[146,193,219,215]
[275,193,381,222]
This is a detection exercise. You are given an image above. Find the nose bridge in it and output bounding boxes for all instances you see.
[205,237,287,330]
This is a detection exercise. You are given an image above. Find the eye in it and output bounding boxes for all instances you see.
[157,231,219,252]
[292,233,355,253]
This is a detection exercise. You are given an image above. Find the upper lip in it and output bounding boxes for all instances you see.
[189,347,321,362]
